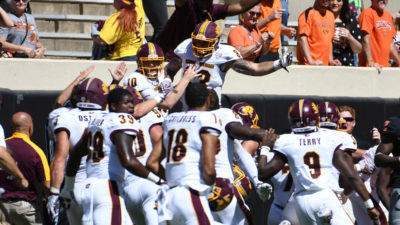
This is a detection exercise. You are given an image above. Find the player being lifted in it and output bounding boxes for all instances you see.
[169,20,293,107]
[258,99,380,225]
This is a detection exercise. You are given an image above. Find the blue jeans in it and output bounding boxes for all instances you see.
[116,56,137,61]
[280,0,289,42]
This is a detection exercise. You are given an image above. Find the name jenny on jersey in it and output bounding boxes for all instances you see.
[165,115,197,123]
[299,138,321,146]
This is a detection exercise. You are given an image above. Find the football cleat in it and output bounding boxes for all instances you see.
[288,99,320,132]
[191,20,221,58]
[137,42,165,79]
[231,102,260,128]
[75,77,108,110]
[318,101,340,129]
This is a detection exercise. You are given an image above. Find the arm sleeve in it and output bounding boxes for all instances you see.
[233,139,260,184]
[227,26,245,47]
[298,11,311,37]
[358,10,374,34]
[99,14,122,45]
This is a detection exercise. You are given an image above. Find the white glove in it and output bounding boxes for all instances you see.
[158,78,175,97]
[256,182,273,201]
[356,151,375,175]
[91,23,100,36]
[47,194,60,223]
[279,47,293,70]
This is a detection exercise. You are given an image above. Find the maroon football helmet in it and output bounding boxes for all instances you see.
[231,102,260,128]
[208,178,234,211]
[191,20,221,58]
[288,99,319,132]
[318,101,340,129]
[76,77,108,110]
[136,42,165,79]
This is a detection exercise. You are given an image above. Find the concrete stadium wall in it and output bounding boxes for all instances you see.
[1,58,399,98]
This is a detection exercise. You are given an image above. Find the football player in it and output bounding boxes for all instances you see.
[123,42,201,117]
[206,93,273,225]
[47,77,109,225]
[149,82,222,225]
[169,20,293,108]
[258,99,379,225]
[119,86,164,225]
[231,102,298,225]
[61,88,164,225]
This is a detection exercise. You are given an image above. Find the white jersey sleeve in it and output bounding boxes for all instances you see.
[123,72,159,100]
[0,124,6,148]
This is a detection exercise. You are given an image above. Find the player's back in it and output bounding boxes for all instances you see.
[212,108,243,182]
[125,109,164,183]
[163,110,221,192]
[86,112,139,183]
[274,129,345,194]
[54,108,105,183]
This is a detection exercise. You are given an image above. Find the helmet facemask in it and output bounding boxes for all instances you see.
[191,34,219,58]
[138,56,165,79]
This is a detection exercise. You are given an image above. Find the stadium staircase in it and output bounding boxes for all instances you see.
[31,0,298,59]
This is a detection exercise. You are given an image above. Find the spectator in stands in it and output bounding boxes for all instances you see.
[0,112,49,225]
[392,11,400,65]
[143,0,167,41]
[92,0,145,61]
[256,0,296,62]
[329,0,362,66]
[0,6,12,28]
[280,0,289,41]
[228,5,273,62]
[358,0,400,71]
[155,0,264,61]
[297,0,341,66]
[0,0,45,58]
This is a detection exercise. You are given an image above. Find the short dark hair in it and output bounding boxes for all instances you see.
[107,88,132,111]
[185,82,209,108]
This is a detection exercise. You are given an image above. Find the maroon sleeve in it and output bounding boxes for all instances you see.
[211,3,229,21]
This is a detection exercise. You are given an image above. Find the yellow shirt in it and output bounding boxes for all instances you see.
[100,0,145,60]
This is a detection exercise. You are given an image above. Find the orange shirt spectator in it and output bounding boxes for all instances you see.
[358,5,398,68]
[259,0,282,53]
[228,5,272,62]
[297,2,339,66]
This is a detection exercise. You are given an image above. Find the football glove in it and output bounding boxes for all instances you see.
[279,47,293,72]
[59,176,76,209]
[255,182,273,201]
[159,78,175,97]
[47,194,60,223]
[356,151,375,175]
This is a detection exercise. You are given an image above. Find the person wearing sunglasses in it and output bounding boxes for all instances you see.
[0,0,45,58]
[228,4,273,62]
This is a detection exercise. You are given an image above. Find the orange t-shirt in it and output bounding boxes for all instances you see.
[259,0,282,52]
[296,7,335,65]
[357,7,396,67]
[228,25,263,61]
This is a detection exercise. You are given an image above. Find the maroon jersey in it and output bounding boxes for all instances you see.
[0,132,50,201]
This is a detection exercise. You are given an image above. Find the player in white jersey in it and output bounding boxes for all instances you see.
[61,88,164,225]
[123,97,164,224]
[170,20,293,107]
[258,99,379,225]
[123,42,201,117]
[149,83,222,225]
[47,77,109,225]
[230,102,297,225]
[206,93,272,225]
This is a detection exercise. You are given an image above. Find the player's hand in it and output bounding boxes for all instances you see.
[268,8,285,21]
[109,61,127,84]
[256,182,273,201]
[158,78,175,97]
[74,65,94,86]
[371,127,381,145]
[261,131,278,148]
[367,207,380,221]
[47,194,60,223]
[279,47,293,70]
[183,64,202,81]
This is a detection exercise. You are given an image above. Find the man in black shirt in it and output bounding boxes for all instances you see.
[375,116,400,224]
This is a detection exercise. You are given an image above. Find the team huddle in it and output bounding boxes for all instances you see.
[43,19,392,225]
